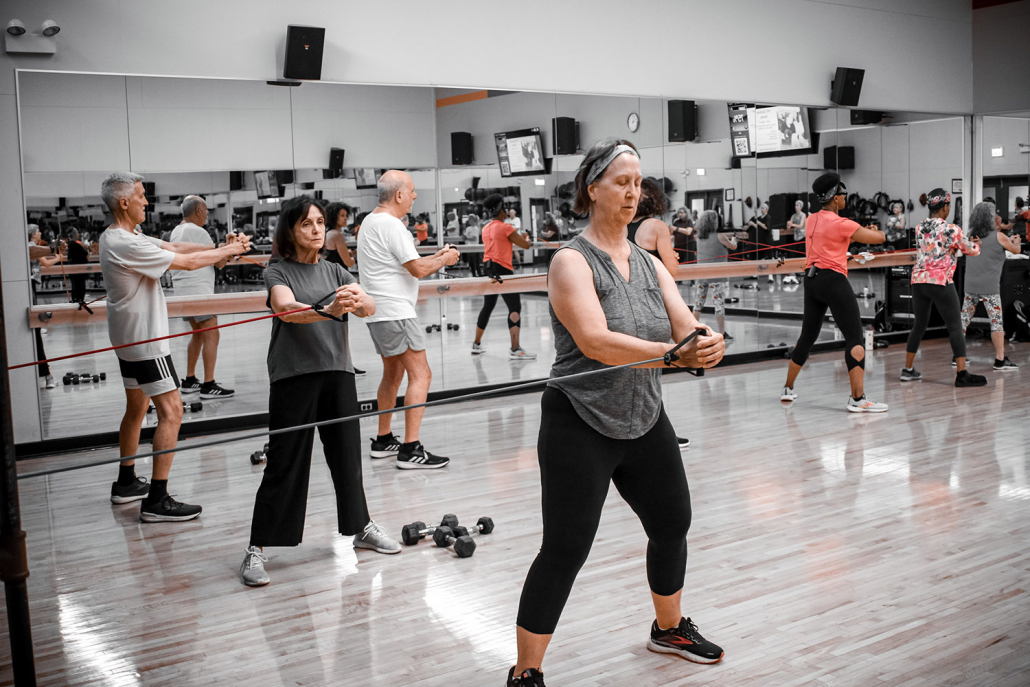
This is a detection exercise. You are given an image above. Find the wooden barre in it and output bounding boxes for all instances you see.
[26,252,915,329]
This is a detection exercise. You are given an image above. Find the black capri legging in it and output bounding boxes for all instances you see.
[476,263,521,331]
[905,283,965,358]
[790,267,865,370]
[516,387,692,635]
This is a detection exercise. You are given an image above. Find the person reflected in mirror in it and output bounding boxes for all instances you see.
[414,213,429,246]
[66,227,90,303]
[692,210,737,341]
[100,173,248,520]
[508,139,726,687]
[323,202,355,268]
[172,195,235,400]
[444,210,460,241]
[748,202,774,281]
[464,213,483,277]
[627,178,680,277]
[884,201,906,250]
[357,170,460,469]
[960,201,1021,371]
[671,207,696,265]
[472,195,534,359]
[901,189,985,386]
[781,173,888,411]
[784,200,808,285]
[27,223,61,389]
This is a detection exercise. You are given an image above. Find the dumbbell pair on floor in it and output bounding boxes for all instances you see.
[400,514,494,558]
[63,371,107,385]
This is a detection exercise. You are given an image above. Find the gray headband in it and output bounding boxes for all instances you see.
[585,144,639,186]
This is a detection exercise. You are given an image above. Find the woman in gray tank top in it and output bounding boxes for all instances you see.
[507,139,727,687]
[960,201,1022,370]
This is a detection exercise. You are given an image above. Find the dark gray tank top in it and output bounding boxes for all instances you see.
[964,232,1006,294]
[547,235,672,440]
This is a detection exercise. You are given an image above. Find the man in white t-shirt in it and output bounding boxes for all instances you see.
[171,195,234,400]
[358,170,459,469]
[99,172,248,522]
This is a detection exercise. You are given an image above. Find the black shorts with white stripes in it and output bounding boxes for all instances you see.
[118,354,179,397]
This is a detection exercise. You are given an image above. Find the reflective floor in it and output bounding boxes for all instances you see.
[4,339,1029,685]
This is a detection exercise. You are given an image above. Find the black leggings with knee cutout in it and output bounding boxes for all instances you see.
[476,264,521,331]
[790,267,865,370]
[516,388,692,635]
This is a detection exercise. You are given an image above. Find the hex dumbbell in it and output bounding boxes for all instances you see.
[250,442,270,465]
[401,514,459,546]
[451,516,494,542]
[432,525,476,558]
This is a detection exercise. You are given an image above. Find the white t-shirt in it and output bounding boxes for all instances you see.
[169,222,214,295]
[99,226,175,361]
[357,212,421,322]
[505,216,522,231]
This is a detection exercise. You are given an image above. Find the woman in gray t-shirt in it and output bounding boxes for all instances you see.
[240,195,399,588]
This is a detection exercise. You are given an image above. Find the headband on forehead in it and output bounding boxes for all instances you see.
[816,180,847,204]
[585,144,639,186]
[927,191,951,209]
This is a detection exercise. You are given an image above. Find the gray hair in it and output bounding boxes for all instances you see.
[69,228,80,241]
[27,223,39,240]
[101,172,143,212]
[180,195,206,218]
[377,174,406,204]
[968,201,997,239]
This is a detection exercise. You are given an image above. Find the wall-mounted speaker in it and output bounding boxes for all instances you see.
[850,110,883,126]
[824,145,837,170]
[229,171,244,191]
[451,132,473,165]
[830,67,864,107]
[668,100,697,142]
[329,147,345,177]
[731,156,742,169]
[837,146,855,170]
[142,181,156,198]
[283,25,325,81]
[552,117,578,155]
[275,170,295,185]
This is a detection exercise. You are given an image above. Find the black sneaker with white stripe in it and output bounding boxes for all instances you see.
[396,442,449,470]
[179,376,201,394]
[199,380,234,399]
[647,617,724,664]
[370,433,402,459]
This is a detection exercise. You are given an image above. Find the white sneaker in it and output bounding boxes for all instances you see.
[240,546,269,587]
[847,395,888,413]
[44,374,56,389]
[353,520,401,554]
[509,347,537,361]
[780,386,798,402]
[471,342,485,355]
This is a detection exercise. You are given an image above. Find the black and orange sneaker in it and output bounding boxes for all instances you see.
[506,666,545,686]
[647,617,724,664]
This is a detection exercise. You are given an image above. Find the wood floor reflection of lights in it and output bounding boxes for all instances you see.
[3,338,1029,686]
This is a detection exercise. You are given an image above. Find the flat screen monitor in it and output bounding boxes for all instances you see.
[494,128,547,178]
[355,168,379,189]
[255,170,279,199]
[728,104,814,158]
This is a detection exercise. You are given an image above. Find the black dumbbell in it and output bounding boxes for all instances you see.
[99,372,107,380]
[451,516,494,540]
[62,373,74,386]
[72,375,80,385]
[184,401,203,413]
[401,514,459,546]
[446,323,459,331]
[432,525,476,558]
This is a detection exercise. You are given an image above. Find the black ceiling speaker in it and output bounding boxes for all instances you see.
[283,25,325,81]
[451,132,473,165]
[552,117,578,155]
[668,100,697,142]
[229,171,244,191]
[830,67,864,107]
[824,145,838,170]
[329,147,345,177]
[850,110,883,126]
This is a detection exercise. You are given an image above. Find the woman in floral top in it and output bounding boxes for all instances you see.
[901,188,986,387]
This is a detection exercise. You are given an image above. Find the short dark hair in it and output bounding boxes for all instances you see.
[274,195,325,260]
[573,138,639,215]
[812,172,842,203]
[1016,197,1025,209]
[324,202,351,230]
[483,193,505,217]
[636,178,669,219]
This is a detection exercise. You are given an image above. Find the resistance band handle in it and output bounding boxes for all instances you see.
[311,289,349,323]
[663,327,708,367]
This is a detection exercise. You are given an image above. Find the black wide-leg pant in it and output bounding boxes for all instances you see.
[250,371,370,547]
[516,387,692,635]
[905,282,966,359]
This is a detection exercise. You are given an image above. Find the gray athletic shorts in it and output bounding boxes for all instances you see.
[367,318,426,358]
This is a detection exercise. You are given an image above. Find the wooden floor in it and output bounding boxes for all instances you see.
[33,273,856,440]
[4,338,1029,685]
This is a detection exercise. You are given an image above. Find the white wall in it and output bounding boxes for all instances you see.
[973,1,1030,114]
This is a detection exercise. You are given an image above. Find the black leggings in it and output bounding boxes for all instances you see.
[476,264,521,331]
[34,328,50,378]
[250,371,369,547]
[790,267,865,370]
[905,283,966,358]
[516,388,692,635]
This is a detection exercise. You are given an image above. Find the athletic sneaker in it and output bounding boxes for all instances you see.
[955,370,988,387]
[44,374,56,389]
[353,520,401,554]
[506,666,546,686]
[369,433,402,459]
[780,386,798,402]
[723,331,734,341]
[509,347,537,361]
[900,367,922,382]
[353,367,366,377]
[199,380,234,399]
[847,395,888,413]
[139,494,202,522]
[179,376,201,394]
[783,274,799,285]
[471,342,485,355]
[993,357,1019,371]
[677,437,690,451]
[767,275,775,283]
[647,617,724,664]
[240,545,270,587]
[396,442,450,470]
[110,475,150,504]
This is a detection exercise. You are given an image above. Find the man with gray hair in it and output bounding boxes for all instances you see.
[171,195,233,399]
[357,169,459,469]
[100,172,249,521]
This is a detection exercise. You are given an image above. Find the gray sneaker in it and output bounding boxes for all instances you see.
[353,520,401,554]
[900,367,922,382]
[240,546,269,587]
